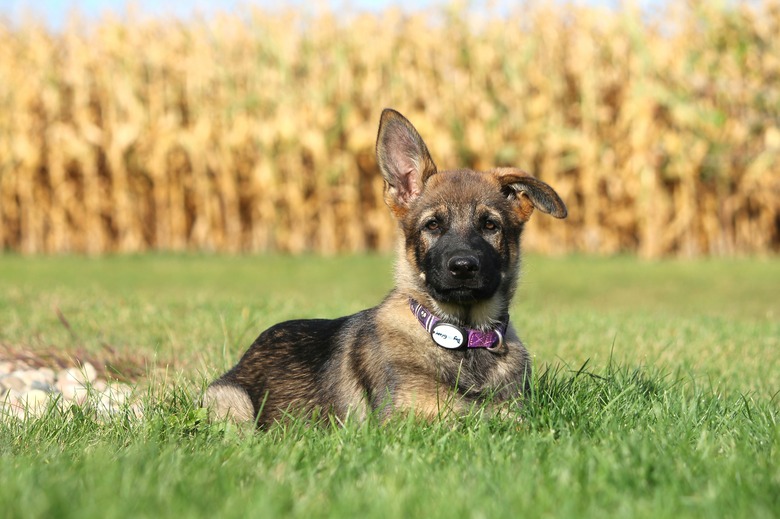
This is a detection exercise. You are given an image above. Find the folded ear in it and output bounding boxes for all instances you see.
[492,168,568,222]
[376,109,437,216]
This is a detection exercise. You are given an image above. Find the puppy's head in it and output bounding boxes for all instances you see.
[376,109,567,324]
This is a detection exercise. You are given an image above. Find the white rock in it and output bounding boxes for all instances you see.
[58,362,98,385]
[97,394,117,414]
[50,396,71,413]
[0,389,48,419]
[37,368,56,385]
[94,384,133,413]
[101,392,122,408]
[0,361,14,374]
[0,375,26,392]
[24,388,49,403]
[30,380,55,392]
[17,389,50,415]
[0,402,24,421]
[11,369,46,387]
[75,386,91,404]
[56,369,70,383]
[54,378,72,396]
[56,380,89,403]
[83,362,98,382]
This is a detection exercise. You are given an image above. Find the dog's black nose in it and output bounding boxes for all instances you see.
[448,255,480,279]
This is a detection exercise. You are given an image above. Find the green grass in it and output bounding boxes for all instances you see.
[1,254,778,518]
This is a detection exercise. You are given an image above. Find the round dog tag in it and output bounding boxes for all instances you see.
[431,323,465,349]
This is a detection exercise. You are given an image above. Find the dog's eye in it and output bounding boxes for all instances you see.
[425,219,440,231]
[483,219,499,231]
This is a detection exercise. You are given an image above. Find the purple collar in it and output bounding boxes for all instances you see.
[409,298,507,350]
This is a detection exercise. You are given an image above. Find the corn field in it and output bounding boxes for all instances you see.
[0,2,778,257]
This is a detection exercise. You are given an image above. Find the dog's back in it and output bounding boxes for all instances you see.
[205,314,361,424]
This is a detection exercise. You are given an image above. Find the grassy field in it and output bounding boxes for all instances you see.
[0,254,778,518]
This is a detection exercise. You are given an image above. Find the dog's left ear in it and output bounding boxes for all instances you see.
[376,109,438,216]
[492,168,568,221]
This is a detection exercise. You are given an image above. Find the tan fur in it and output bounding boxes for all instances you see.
[202,384,255,423]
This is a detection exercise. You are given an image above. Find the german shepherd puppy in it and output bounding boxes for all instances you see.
[203,109,567,426]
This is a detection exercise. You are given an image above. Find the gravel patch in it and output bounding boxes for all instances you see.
[0,355,142,421]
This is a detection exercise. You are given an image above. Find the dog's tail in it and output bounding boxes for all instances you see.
[202,381,255,424]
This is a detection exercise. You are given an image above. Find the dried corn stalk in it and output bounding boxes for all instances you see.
[0,2,777,257]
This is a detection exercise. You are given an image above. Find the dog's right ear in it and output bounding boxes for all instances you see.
[376,109,438,216]
[493,168,568,222]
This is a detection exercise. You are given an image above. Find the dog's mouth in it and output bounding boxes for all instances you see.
[424,268,503,304]
[429,283,498,304]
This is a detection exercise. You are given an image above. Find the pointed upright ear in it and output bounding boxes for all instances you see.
[376,109,437,216]
[492,168,568,222]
